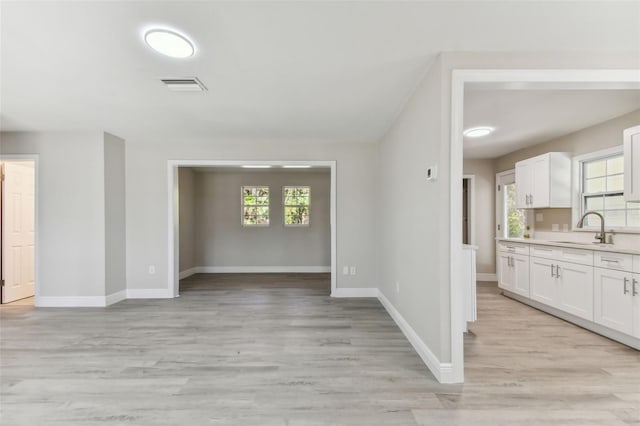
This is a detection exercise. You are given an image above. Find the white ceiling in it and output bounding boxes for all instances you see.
[1,1,639,143]
[463,88,640,159]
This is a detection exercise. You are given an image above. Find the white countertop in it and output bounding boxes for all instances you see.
[496,237,640,256]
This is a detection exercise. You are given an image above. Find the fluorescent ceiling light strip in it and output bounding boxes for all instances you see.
[241,165,272,169]
[283,165,312,168]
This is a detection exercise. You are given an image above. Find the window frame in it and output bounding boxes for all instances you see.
[572,146,640,234]
[282,185,311,227]
[241,185,270,227]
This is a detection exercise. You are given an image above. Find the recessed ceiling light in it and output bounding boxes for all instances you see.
[283,165,312,169]
[463,127,494,138]
[241,165,272,169]
[144,29,194,58]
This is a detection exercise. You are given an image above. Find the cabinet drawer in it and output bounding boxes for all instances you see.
[497,241,529,255]
[530,245,593,266]
[594,251,634,272]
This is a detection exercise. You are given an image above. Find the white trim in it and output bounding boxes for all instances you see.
[188,266,331,274]
[331,287,378,298]
[179,267,199,279]
[35,296,107,307]
[0,155,39,305]
[476,273,497,282]
[452,69,640,385]
[105,290,127,306]
[377,290,454,383]
[126,289,173,299]
[168,160,338,298]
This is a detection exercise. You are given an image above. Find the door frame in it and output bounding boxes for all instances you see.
[450,69,640,383]
[495,169,516,240]
[167,160,337,298]
[462,174,475,245]
[0,155,39,304]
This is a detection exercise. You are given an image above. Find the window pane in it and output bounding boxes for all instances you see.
[285,206,309,225]
[255,196,269,205]
[604,210,625,227]
[585,196,603,211]
[585,177,605,194]
[505,183,525,238]
[255,215,269,225]
[606,174,624,192]
[604,194,626,210]
[244,195,255,205]
[585,160,606,178]
[607,156,624,175]
[255,207,269,216]
[244,207,257,216]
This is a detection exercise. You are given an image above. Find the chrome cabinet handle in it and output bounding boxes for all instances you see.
[624,277,630,295]
[556,265,560,278]
[529,194,533,205]
[551,264,555,277]
[601,258,620,263]
[633,279,638,296]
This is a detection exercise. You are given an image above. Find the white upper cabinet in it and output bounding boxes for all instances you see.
[624,125,640,202]
[515,152,571,209]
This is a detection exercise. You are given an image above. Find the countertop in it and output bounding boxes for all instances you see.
[496,237,640,256]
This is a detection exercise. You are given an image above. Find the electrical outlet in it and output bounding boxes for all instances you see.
[562,223,569,232]
[552,224,559,232]
[343,266,349,275]
[350,266,356,276]
[395,281,400,294]
[536,213,543,222]
[148,265,156,275]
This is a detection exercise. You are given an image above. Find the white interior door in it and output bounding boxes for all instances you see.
[2,161,35,303]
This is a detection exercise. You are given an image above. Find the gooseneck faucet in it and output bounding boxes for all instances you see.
[576,211,609,244]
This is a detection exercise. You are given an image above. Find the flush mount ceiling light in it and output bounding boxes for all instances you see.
[144,29,194,58]
[463,126,495,138]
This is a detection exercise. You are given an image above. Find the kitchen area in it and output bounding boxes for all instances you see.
[463,85,640,351]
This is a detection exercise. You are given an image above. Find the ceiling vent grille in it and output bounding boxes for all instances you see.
[160,77,207,92]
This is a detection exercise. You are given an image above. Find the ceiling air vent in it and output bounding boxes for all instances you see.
[160,77,207,92]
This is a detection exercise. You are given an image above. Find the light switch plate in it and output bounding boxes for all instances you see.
[552,224,560,232]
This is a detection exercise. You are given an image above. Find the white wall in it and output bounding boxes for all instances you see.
[104,132,126,296]
[178,167,196,272]
[377,56,448,362]
[0,131,107,298]
[191,169,330,270]
[463,159,496,275]
[126,140,376,292]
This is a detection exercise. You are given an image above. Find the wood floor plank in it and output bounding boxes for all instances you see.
[1,274,638,425]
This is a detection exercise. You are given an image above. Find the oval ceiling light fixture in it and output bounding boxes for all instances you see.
[463,126,494,138]
[144,29,195,58]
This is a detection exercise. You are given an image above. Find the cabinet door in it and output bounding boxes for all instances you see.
[512,253,530,297]
[624,125,640,202]
[515,161,531,209]
[594,268,633,335]
[497,253,514,291]
[530,155,550,208]
[530,257,557,307]
[556,261,594,321]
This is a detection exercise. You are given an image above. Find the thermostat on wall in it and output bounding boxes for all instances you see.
[426,165,437,181]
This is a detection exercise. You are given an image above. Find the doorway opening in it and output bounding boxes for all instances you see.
[167,160,337,298]
[462,175,475,245]
[1,158,37,305]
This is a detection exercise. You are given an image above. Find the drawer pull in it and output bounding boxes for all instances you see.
[623,278,630,295]
[633,279,638,297]
[601,258,620,263]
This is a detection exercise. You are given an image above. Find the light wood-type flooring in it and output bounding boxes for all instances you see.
[1,274,638,425]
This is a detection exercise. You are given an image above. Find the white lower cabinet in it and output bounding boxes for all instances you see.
[594,268,636,335]
[556,261,594,321]
[498,252,529,297]
[530,257,557,307]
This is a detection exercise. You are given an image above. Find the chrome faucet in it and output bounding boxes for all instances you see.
[576,211,609,244]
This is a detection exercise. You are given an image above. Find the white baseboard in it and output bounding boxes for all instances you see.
[331,287,378,298]
[476,273,497,282]
[377,290,452,383]
[105,290,127,306]
[187,266,331,275]
[126,289,173,299]
[35,296,108,307]
[179,267,199,279]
